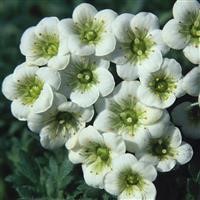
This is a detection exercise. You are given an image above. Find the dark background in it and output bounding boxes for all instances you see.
[0,0,200,199]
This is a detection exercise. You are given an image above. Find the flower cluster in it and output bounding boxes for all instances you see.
[2,1,200,199]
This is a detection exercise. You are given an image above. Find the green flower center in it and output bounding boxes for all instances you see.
[109,97,145,135]
[96,147,110,161]
[76,20,105,44]
[148,73,176,100]
[77,69,93,84]
[17,75,44,105]
[124,30,154,64]
[187,103,200,124]
[119,168,143,191]
[34,34,59,58]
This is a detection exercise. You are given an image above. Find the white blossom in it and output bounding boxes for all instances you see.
[59,55,115,108]
[68,126,126,188]
[59,3,117,56]
[20,17,70,70]
[162,0,200,64]
[2,63,61,121]
[137,58,183,109]
[104,153,157,200]
[110,12,169,80]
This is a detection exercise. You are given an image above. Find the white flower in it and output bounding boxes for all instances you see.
[28,93,94,149]
[172,102,200,139]
[68,126,126,189]
[104,153,157,200]
[59,55,115,108]
[137,58,183,109]
[2,64,61,121]
[162,0,200,64]
[110,12,169,80]
[182,66,200,96]
[20,17,70,70]
[59,3,117,56]
[136,120,193,172]
[94,81,163,152]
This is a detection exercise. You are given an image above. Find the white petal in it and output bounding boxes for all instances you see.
[80,106,94,123]
[173,0,200,22]
[32,84,54,113]
[162,19,189,49]
[139,154,159,166]
[2,74,18,100]
[93,110,112,132]
[123,127,150,153]
[35,17,59,37]
[140,180,157,200]
[68,149,84,164]
[157,159,176,172]
[94,9,117,30]
[58,38,69,55]
[26,56,49,66]
[112,153,137,171]
[70,86,99,108]
[183,44,200,65]
[132,162,157,181]
[95,33,116,56]
[36,67,61,90]
[104,171,121,195]
[116,62,139,80]
[95,67,115,96]
[68,34,95,56]
[58,18,75,38]
[161,58,182,80]
[138,50,163,74]
[170,127,182,148]
[82,164,108,189]
[130,12,159,32]
[182,67,200,96]
[72,3,97,24]
[176,143,193,165]
[137,102,163,125]
[48,54,70,70]
[78,125,104,146]
[103,133,126,155]
[20,27,37,56]
[119,186,142,200]
[112,13,134,43]
[149,29,169,54]
[11,100,31,121]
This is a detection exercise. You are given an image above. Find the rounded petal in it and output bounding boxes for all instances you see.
[32,84,54,113]
[104,171,121,195]
[35,17,59,37]
[157,159,176,172]
[58,18,75,37]
[116,62,139,80]
[119,186,142,200]
[93,110,112,132]
[130,12,159,32]
[68,149,84,164]
[170,127,182,148]
[72,3,97,24]
[95,67,115,96]
[140,180,157,200]
[173,0,200,22]
[139,154,159,166]
[2,74,18,100]
[68,34,95,56]
[70,86,99,108]
[132,162,157,181]
[162,19,189,49]
[182,67,200,96]
[79,125,104,146]
[94,9,117,30]
[102,133,126,155]
[95,33,116,56]
[176,143,193,165]
[80,106,94,123]
[48,54,70,70]
[183,44,200,65]
[112,13,134,43]
[11,100,31,121]
[36,67,61,90]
